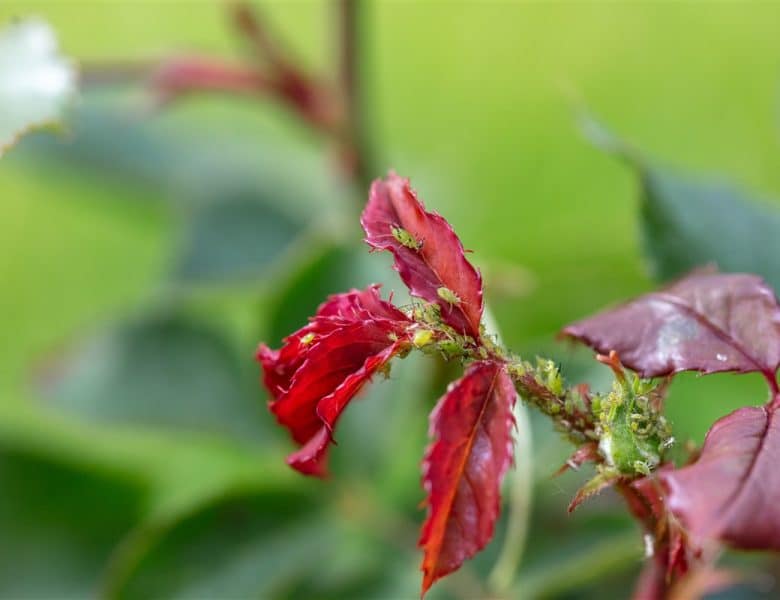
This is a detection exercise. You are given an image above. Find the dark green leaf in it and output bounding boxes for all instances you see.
[638,171,780,290]
[17,102,178,192]
[16,100,362,283]
[16,98,346,217]
[0,448,144,598]
[173,186,301,283]
[584,114,780,291]
[117,493,332,600]
[39,311,270,442]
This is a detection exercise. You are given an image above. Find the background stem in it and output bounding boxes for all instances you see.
[513,530,641,599]
[337,0,378,192]
[483,308,534,594]
[338,4,533,592]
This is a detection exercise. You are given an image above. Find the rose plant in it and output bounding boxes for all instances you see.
[258,172,780,598]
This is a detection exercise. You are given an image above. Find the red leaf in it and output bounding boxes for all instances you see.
[632,558,667,600]
[316,284,410,323]
[668,568,742,600]
[361,172,484,339]
[258,285,409,400]
[633,561,740,600]
[257,286,411,476]
[567,470,620,513]
[554,441,600,477]
[623,471,691,580]
[661,402,780,550]
[562,272,780,379]
[419,361,516,596]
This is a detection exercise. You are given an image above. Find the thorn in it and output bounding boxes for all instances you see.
[597,350,626,382]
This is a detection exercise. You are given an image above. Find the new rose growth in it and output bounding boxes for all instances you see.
[259,172,780,598]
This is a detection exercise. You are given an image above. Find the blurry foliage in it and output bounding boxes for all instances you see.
[2,2,780,599]
[40,310,268,440]
[174,190,301,283]
[0,449,144,599]
[584,115,780,291]
[5,85,453,598]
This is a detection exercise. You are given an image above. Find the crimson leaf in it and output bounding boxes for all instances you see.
[562,272,780,380]
[554,441,600,476]
[361,172,484,339]
[257,286,412,476]
[419,361,516,596]
[622,468,691,581]
[661,403,780,551]
[564,269,780,554]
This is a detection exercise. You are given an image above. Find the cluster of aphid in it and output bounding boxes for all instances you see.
[593,369,674,477]
[260,173,700,594]
[385,239,674,484]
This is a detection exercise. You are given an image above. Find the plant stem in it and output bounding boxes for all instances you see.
[512,529,641,599]
[483,309,534,594]
[337,0,378,192]
[489,398,534,594]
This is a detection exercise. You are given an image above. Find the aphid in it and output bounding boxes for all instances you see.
[378,361,393,379]
[412,329,434,348]
[507,360,529,379]
[437,338,465,360]
[633,460,652,477]
[436,286,461,306]
[300,332,316,345]
[391,226,422,251]
[412,302,442,326]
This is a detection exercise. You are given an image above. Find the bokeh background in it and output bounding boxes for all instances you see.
[2,1,780,598]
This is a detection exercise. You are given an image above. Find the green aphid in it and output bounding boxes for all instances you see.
[507,360,529,379]
[437,286,461,306]
[412,329,435,348]
[437,338,466,360]
[412,302,443,327]
[300,332,316,345]
[596,376,672,477]
[378,361,393,379]
[391,226,422,250]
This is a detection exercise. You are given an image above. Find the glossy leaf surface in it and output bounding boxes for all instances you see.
[563,272,780,378]
[661,404,780,550]
[258,286,412,476]
[361,173,483,339]
[419,361,516,596]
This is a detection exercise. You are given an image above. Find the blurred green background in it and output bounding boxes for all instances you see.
[2,1,780,598]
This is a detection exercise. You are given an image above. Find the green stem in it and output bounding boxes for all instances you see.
[482,308,534,594]
[489,398,533,594]
[513,529,641,599]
